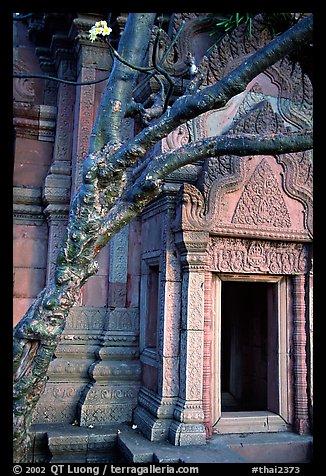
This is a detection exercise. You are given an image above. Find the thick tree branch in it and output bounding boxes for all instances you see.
[89,13,157,152]
[112,15,313,164]
[94,129,313,250]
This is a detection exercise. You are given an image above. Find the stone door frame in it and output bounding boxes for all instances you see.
[211,272,290,433]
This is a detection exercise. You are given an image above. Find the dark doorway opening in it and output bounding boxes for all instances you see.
[221,281,275,412]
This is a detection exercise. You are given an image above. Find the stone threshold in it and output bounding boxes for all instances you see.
[117,424,312,464]
[214,411,291,434]
[29,422,313,464]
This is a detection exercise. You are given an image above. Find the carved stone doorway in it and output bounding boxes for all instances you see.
[213,274,291,434]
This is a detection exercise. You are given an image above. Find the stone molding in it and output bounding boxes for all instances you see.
[13,103,57,142]
[13,186,45,224]
[76,307,141,426]
[133,387,178,441]
[33,306,141,425]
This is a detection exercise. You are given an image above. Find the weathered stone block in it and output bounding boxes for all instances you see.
[77,381,140,426]
[32,382,86,424]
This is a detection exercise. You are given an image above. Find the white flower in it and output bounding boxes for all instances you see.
[89,20,112,42]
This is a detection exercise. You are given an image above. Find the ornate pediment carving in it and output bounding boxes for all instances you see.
[175,154,312,241]
[231,158,291,229]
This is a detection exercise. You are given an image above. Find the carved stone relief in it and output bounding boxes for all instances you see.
[176,153,312,242]
[208,238,310,275]
[33,306,141,425]
[190,15,313,242]
[232,158,291,228]
[13,59,36,103]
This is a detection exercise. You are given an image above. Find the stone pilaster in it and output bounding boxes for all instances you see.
[292,274,311,434]
[203,271,213,437]
[169,230,209,445]
[68,15,112,197]
[108,225,129,307]
[42,35,75,284]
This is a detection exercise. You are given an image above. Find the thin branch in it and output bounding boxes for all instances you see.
[13,73,111,86]
[106,39,155,73]
[13,13,34,21]
[132,19,186,97]
[152,29,175,112]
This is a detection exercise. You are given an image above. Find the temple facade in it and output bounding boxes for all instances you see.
[13,13,313,459]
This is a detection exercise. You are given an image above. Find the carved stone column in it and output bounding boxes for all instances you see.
[292,274,310,434]
[68,15,112,197]
[42,35,75,284]
[169,230,209,445]
[33,36,79,424]
[203,271,213,437]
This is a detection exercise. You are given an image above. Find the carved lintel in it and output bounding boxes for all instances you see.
[208,237,310,275]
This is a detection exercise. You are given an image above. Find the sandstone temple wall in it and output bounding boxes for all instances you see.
[13,13,313,444]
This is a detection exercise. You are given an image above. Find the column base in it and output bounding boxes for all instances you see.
[295,417,311,435]
[168,421,206,446]
[133,406,172,442]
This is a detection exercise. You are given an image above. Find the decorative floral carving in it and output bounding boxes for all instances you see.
[276,151,313,238]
